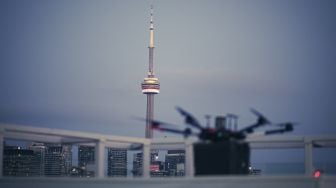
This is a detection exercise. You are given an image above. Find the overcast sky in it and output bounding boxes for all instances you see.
[1,0,336,139]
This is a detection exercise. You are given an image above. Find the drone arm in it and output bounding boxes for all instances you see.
[265,129,286,135]
[238,122,262,134]
[264,125,293,135]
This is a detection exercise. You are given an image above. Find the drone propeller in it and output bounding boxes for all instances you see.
[238,108,271,134]
[153,127,193,138]
[132,116,194,138]
[132,116,181,128]
[250,108,271,125]
[176,106,204,130]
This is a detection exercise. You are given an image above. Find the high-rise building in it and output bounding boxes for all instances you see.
[132,152,143,177]
[4,143,72,177]
[150,160,166,177]
[141,5,160,138]
[62,144,73,175]
[3,146,40,177]
[44,145,72,176]
[78,146,95,177]
[29,142,47,176]
[165,150,185,176]
[44,146,63,176]
[132,150,166,177]
[107,148,127,177]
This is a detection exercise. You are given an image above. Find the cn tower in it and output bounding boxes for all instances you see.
[141,5,160,138]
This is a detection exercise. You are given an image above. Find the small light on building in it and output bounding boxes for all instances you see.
[313,169,322,178]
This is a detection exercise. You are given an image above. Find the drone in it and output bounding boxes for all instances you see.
[142,107,296,143]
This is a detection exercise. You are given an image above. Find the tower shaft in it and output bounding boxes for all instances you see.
[146,94,154,138]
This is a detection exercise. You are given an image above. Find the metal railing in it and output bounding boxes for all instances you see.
[1,123,336,178]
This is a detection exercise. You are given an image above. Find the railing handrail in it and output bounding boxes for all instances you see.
[1,123,336,178]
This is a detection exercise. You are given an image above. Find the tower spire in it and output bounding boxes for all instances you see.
[141,5,160,139]
[149,5,154,48]
[148,5,155,76]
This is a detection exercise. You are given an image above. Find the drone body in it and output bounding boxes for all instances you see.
[139,107,295,175]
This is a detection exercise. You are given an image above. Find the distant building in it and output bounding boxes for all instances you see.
[132,151,167,177]
[107,148,127,177]
[151,150,159,162]
[4,143,72,177]
[44,145,72,176]
[44,146,63,176]
[78,146,95,177]
[132,152,143,176]
[165,150,185,176]
[3,146,40,177]
[29,142,47,176]
[62,144,72,175]
[150,160,167,177]
[150,150,167,177]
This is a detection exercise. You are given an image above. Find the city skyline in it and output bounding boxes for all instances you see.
[0,0,336,139]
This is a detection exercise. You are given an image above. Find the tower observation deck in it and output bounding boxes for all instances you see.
[141,5,160,138]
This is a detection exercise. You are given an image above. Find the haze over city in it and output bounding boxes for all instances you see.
[1,0,336,139]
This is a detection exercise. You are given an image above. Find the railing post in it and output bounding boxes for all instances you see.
[185,140,195,177]
[304,139,313,176]
[142,141,150,178]
[0,127,4,178]
[95,138,105,178]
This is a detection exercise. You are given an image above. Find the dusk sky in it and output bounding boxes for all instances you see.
[1,0,336,139]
